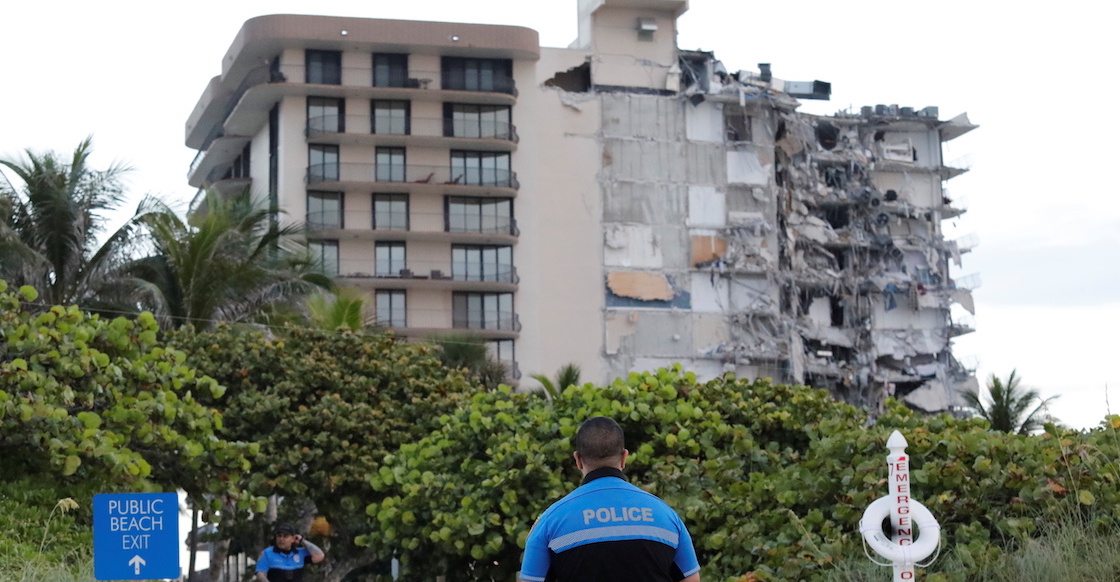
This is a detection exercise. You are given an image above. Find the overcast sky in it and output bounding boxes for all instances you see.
[2,0,1116,430]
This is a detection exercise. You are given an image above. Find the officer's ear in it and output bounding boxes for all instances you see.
[620,449,629,469]
[573,451,584,471]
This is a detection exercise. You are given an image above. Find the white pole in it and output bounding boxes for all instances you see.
[886,430,916,581]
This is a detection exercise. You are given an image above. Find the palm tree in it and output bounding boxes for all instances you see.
[305,286,373,331]
[434,333,509,390]
[125,190,330,329]
[0,137,137,307]
[960,369,1058,434]
[531,363,582,400]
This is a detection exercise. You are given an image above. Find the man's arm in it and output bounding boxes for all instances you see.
[255,550,270,582]
[679,573,700,582]
[296,535,326,564]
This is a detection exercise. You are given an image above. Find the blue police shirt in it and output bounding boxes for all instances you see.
[520,467,701,582]
[256,545,311,582]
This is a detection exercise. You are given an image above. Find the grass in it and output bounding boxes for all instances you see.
[821,512,1120,581]
[0,498,94,582]
[3,556,95,582]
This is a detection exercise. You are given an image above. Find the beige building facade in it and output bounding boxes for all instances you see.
[186,0,977,413]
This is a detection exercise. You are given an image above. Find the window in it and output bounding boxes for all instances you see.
[308,239,339,277]
[452,245,514,283]
[446,197,513,235]
[373,54,408,88]
[450,151,511,187]
[488,339,515,365]
[224,143,251,180]
[376,147,405,182]
[306,50,341,85]
[442,57,514,94]
[373,193,408,230]
[445,104,511,139]
[453,292,515,330]
[307,192,343,229]
[269,54,286,82]
[372,100,410,135]
[308,145,339,182]
[375,290,406,327]
[488,339,517,379]
[308,97,344,134]
[725,109,751,143]
[375,242,406,277]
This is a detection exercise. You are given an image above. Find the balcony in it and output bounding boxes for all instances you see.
[332,258,519,291]
[305,210,519,243]
[187,136,251,187]
[366,307,520,339]
[948,313,976,337]
[453,310,521,332]
[306,115,518,151]
[306,163,519,194]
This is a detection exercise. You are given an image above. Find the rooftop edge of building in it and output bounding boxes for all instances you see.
[186,14,541,147]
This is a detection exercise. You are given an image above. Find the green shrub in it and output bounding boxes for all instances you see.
[0,479,91,578]
[362,366,1120,581]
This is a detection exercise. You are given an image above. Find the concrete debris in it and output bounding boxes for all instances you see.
[901,378,952,412]
[595,51,977,417]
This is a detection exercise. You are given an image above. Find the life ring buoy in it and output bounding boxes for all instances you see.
[859,496,940,564]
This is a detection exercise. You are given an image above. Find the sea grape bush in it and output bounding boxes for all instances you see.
[165,324,480,578]
[363,365,1120,582]
[0,281,247,494]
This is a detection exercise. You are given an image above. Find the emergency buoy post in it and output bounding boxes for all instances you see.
[859,430,940,580]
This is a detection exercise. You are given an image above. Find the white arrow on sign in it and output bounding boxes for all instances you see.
[129,555,146,575]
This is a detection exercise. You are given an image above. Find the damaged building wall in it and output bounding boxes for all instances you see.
[593,71,976,415]
[549,5,977,417]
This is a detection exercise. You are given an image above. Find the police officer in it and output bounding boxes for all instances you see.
[255,523,326,582]
[519,417,701,582]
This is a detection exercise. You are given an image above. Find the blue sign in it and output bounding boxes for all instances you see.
[94,493,180,580]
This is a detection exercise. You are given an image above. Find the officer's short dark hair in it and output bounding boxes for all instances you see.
[274,523,297,536]
[576,417,625,462]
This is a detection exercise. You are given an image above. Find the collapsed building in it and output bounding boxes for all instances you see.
[185,0,978,414]
[547,1,980,413]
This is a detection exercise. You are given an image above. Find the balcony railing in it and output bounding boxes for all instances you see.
[442,77,518,96]
[953,232,979,253]
[365,308,520,334]
[306,163,519,189]
[950,273,982,291]
[332,258,518,284]
[304,210,520,237]
[268,64,515,96]
[307,115,518,142]
[453,311,521,332]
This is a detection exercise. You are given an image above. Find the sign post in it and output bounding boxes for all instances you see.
[859,431,940,580]
[94,492,180,580]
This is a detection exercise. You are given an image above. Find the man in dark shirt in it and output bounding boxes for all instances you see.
[255,523,326,582]
[519,417,701,582]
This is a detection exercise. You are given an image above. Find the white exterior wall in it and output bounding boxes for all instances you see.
[276,95,308,230]
[516,47,605,384]
[585,6,678,90]
[248,124,270,200]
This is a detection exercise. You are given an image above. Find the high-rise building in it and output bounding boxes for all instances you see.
[186,0,978,413]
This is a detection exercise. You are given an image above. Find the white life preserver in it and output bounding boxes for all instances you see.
[859,496,940,565]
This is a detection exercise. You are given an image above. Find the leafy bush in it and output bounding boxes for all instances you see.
[166,325,481,578]
[0,280,248,496]
[363,366,1120,581]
